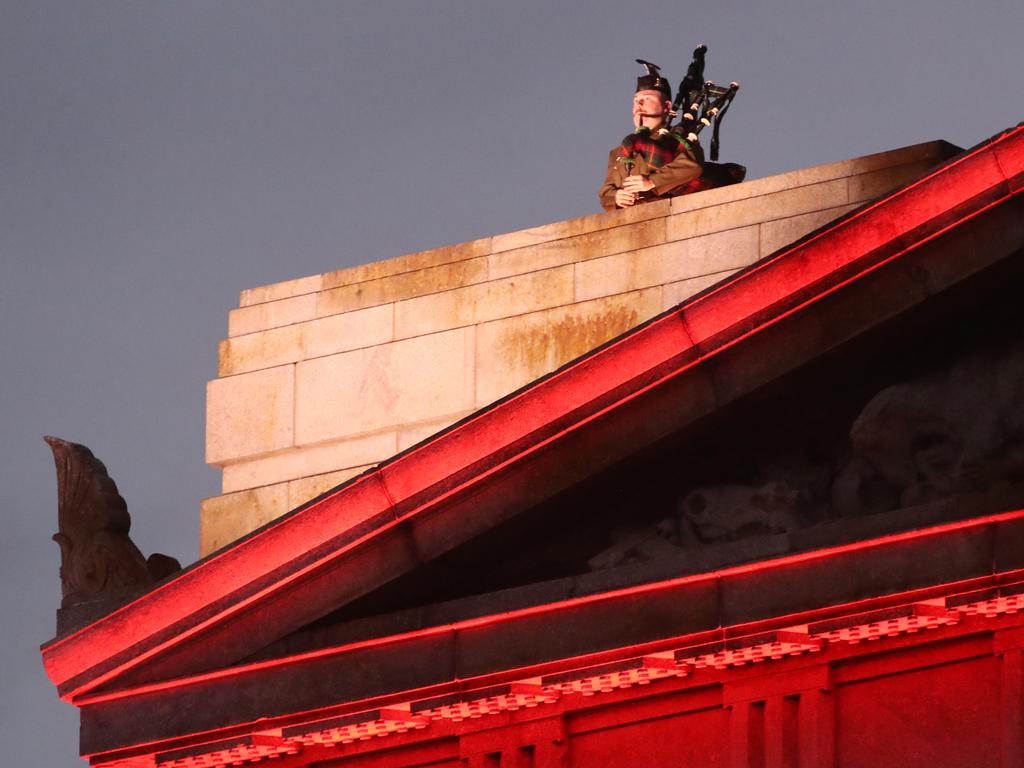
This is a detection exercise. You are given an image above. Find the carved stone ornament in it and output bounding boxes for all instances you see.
[833,338,1024,517]
[44,436,180,607]
[587,337,1024,571]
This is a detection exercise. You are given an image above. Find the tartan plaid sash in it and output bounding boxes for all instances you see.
[619,126,689,169]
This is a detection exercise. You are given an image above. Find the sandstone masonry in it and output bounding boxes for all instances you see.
[202,141,957,554]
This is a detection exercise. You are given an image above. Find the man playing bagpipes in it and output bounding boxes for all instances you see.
[599,47,745,211]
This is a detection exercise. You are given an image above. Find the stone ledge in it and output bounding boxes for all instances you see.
[488,216,669,281]
[228,149,954,340]
[316,256,489,318]
[220,303,394,377]
[670,140,959,214]
[221,431,398,492]
[238,273,323,309]
[321,237,493,295]
[228,293,317,338]
[232,141,958,314]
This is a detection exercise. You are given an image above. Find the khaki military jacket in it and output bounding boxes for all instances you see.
[599,136,704,211]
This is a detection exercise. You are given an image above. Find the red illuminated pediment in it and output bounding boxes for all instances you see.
[40,122,1024,767]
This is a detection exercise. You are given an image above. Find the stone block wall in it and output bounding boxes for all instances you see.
[201,140,957,554]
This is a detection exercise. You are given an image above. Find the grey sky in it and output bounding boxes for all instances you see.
[2,1,1022,764]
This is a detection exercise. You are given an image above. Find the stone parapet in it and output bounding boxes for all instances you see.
[201,140,959,554]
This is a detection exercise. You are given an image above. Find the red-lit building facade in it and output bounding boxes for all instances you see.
[42,123,1024,768]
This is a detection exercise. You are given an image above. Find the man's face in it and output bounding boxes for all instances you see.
[632,89,670,129]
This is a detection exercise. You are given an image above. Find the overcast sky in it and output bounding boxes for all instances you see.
[3,1,1022,764]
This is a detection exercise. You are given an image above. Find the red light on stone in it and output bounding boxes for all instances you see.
[412,682,559,722]
[676,631,824,670]
[807,602,958,645]
[947,581,1024,618]
[282,708,428,748]
[157,734,301,768]
[142,584,1024,768]
[542,655,688,697]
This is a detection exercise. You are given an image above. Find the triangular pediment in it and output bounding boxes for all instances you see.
[42,124,1024,710]
[250,255,1024,663]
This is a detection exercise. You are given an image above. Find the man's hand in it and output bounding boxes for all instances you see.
[615,175,656,207]
[623,175,655,193]
[614,189,636,208]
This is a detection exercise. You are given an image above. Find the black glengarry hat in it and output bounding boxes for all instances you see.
[635,59,671,99]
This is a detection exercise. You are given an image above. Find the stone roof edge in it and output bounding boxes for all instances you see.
[236,139,961,307]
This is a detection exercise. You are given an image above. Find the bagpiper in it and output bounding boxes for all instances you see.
[599,49,745,211]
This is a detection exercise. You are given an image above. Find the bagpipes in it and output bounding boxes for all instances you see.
[622,45,746,196]
[663,44,739,162]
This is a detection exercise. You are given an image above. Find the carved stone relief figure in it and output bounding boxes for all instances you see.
[587,337,1024,572]
[587,481,804,570]
[45,436,180,607]
[833,339,1024,517]
[679,481,803,543]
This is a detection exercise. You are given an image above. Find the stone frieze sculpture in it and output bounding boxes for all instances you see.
[588,337,1024,571]
[45,436,180,607]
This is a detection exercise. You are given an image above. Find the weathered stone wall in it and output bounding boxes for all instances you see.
[201,140,957,554]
